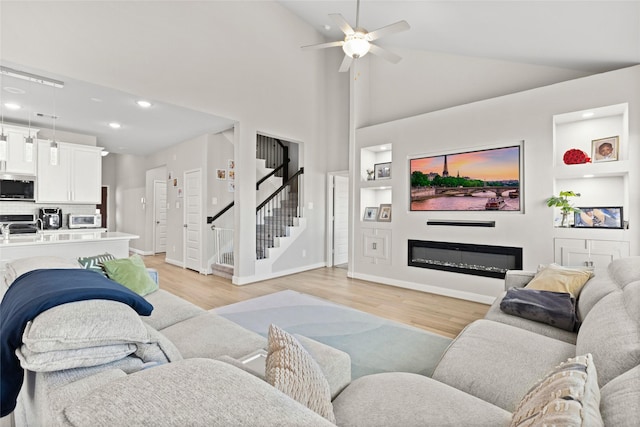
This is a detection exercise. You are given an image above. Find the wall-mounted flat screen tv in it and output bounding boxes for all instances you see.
[410,145,521,212]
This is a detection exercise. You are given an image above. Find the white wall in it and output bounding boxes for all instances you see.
[362,48,591,127]
[352,65,640,303]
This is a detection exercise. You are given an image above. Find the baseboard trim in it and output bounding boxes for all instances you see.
[233,262,326,286]
[165,257,184,268]
[350,272,496,305]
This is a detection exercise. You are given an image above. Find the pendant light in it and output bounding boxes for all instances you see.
[49,84,58,166]
[0,103,7,162]
[24,80,34,163]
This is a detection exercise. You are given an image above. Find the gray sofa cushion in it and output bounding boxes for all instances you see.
[160,312,267,359]
[576,281,640,387]
[62,358,334,426]
[600,365,640,427]
[432,319,575,412]
[577,270,620,320]
[332,372,511,427]
[143,289,204,330]
[485,291,577,344]
[608,256,640,286]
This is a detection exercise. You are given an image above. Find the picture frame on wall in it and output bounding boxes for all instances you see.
[363,206,378,221]
[574,206,623,229]
[374,162,391,180]
[377,204,392,222]
[591,136,619,162]
[216,169,227,180]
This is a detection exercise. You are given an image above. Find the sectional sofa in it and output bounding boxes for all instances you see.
[1,255,638,426]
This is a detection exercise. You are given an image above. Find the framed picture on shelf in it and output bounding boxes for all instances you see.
[363,206,378,221]
[591,136,619,162]
[374,162,392,180]
[377,204,392,222]
[574,207,623,229]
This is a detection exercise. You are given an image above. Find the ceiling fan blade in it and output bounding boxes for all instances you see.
[301,40,344,50]
[366,20,410,42]
[330,13,355,36]
[368,44,402,64]
[338,55,353,73]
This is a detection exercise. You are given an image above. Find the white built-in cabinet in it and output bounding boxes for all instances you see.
[0,124,38,175]
[551,103,631,267]
[36,140,102,204]
[358,144,393,264]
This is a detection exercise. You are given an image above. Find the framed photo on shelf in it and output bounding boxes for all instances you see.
[374,162,391,180]
[363,206,378,221]
[574,206,623,229]
[377,204,392,222]
[591,136,619,162]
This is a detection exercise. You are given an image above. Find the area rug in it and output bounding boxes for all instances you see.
[214,290,452,379]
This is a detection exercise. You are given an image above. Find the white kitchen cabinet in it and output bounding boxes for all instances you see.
[0,124,38,175]
[36,140,102,203]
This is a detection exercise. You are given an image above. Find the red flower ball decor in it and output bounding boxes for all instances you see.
[563,149,591,165]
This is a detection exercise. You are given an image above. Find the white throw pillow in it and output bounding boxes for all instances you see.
[266,324,336,423]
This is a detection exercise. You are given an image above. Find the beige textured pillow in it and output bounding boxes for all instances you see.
[511,353,603,427]
[265,324,336,423]
[525,264,593,297]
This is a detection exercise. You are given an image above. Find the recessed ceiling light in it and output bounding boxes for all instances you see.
[583,174,595,178]
[3,86,26,94]
[90,97,103,103]
[101,150,109,157]
[4,103,21,110]
[109,122,121,129]
[323,24,331,31]
[136,100,152,108]
[582,112,594,118]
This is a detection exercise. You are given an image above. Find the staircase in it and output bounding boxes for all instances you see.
[255,135,304,261]
[208,134,304,278]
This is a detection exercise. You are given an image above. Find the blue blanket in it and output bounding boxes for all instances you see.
[0,268,153,417]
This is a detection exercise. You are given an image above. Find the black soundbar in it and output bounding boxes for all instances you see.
[426,220,496,227]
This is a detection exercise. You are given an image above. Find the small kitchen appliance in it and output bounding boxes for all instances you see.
[39,208,63,230]
[68,213,102,229]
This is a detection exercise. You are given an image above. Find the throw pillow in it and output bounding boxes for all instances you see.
[4,256,81,286]
[16,343,136,372]
[103,254,158,296]
[265,324,336,423]
[77,253,115,276]
[510,353,603,427]
[22,300,151,352]
[500,287,579,331]
[525,264,593,297]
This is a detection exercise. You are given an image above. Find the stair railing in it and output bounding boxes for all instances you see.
[256,135,289,188]
[212,227,234,267]
[256,167,304,260]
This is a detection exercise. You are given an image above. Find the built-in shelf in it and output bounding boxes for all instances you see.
[551,103,630,233]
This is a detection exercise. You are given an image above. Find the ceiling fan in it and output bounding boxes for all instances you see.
[301,0,410,72]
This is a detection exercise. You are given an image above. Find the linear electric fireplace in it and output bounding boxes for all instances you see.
[408,240,522,279]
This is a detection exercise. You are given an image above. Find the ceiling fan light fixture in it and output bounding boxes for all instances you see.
[343,32,370,59]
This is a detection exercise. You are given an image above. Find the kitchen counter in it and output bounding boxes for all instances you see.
[0,232,139,265]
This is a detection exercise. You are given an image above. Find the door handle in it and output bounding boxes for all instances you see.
[184,224,188,228]
[156,221,160,224]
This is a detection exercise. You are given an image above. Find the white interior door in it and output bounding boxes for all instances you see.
[153,180,167,253]
[184,169,202,272]
[333,174,349,266]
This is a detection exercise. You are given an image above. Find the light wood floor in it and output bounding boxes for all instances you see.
[144,254,490,339]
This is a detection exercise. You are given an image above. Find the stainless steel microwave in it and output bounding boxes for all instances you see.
[0,174,35,201]
[68,214,102,229]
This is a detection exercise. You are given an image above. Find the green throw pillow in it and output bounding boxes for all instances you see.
[103,254,158,296]
[77,253,116,276]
